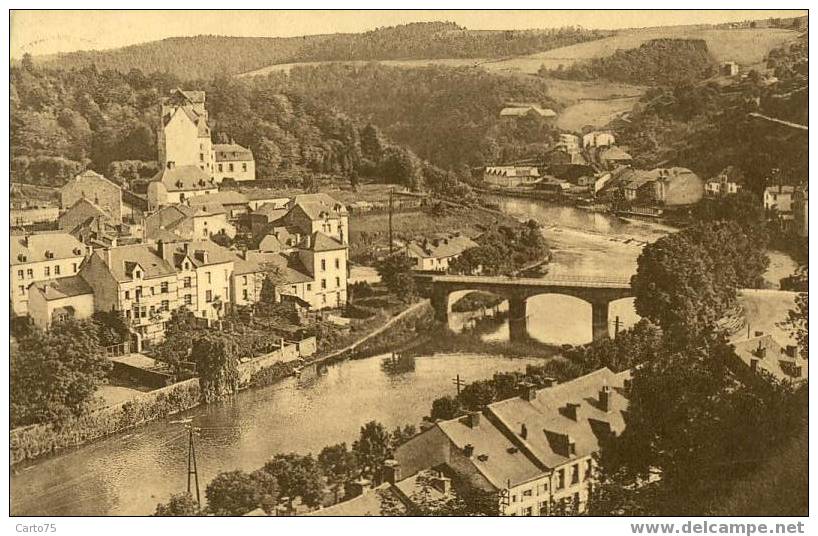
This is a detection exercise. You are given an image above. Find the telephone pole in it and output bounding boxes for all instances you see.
[452,374,465,397]
[186,424,201,505]
[388,187,394,254]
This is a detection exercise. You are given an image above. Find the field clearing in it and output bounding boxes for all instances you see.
[556,95,642,131]
[239,27,799,79]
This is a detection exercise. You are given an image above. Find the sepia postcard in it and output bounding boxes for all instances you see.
[8,9,808,521]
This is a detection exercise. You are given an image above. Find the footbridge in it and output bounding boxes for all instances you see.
[430,274,633,342]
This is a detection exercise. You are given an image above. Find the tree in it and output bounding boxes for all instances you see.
[259,272,278,304]
[430,395,462,420]
[193,332,240,403]
[360,123,385,162]
[784,285,808,361]
[352,420,393,476]
[153,493,202,516]
[205,470,275,516]
[318,443,360,502]
[11,320,112,427]
[390,424,417,449]
[375,254,417,302]
[262,453,325,507]
[458,380,497,411]
[154,308,204,373]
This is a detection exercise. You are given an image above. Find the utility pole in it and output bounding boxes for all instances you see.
[452,374,465,397]
[388,187,394,254]
[186,424,201,505]
[613,316,621,339]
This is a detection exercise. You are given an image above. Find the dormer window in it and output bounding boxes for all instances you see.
[45,250,54,259]
[176,180,184,188]
[134,270,142,279]
[183,262,190,270]
[18,254,27,262]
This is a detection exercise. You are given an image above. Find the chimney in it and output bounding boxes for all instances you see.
[567,436,576,456]
[755,344,767,359]
[519,381,537,402]
[466,411,481,428]
[520,423,528,440]
[382,459,401,485]
[563,403,581,421]
[167,161,175,169]
[599,385,611,412]
[463,444,474,458]
[750,358,759,371]
[785,345,799,358]
[104,247,113,267]
[542,377,557,388]
[156,240,174,265]
[754,330,764,337]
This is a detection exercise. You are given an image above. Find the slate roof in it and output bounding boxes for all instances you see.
[246,252,313,284]
[487,368,630,470]
[94,244,176,282]
[169,239,238,269]
[437,414,542,489]
[303,231,346,252]
[12,233,87,265]
[308,483,406,516]
[289,193,348,219]
[406,233,477,260]
[732,334,808,383]
[32,275,93,300]
[151,165,216,192]
[599,146,633,161]
[187,191,249,207]
[213,143,254,162]
[253,203,289,223]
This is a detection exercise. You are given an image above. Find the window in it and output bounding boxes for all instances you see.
[511,494,517,504]
[242,275,248,285]
[134,270,141,279]
[206,272,212,284]
[218,164,223,172]
[206,290,213,302]
[199,153,204,162]
[161,282,169,293]
[17,270,23,279]
[291,285,297,293]
[321,279,327,290]
[321,259,326,271]
[539,501,549,516]
[242,289,248,300]
[335,277,340,288]
[73,263,78,273]
[585,459,593,480]
[151,286,156,295]
[54,265,61,275]
[125,290,130,300]
[228,163,234,172]
[18,285,25,296]
[242,163,247,172]
[322,294,327,304]
[557,469,565,490]
[306,283,312,291]
[184,277,191,288]
[184,262,190,271]
[136,287,143,300]
[161,300,169,312]
[184,294,192,306]
[523,489,533,497]
[125,310,131,319]
[571,464,579,485]
[523,506,533,517]
[149,306,155,316]
[44,266,50,277]
[26,269,33,278]
[140,307,147,318]
[335,258,340,269]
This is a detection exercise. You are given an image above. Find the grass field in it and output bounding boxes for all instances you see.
[240,27,800,79]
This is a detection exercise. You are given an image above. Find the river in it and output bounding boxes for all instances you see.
[11,197,794,515]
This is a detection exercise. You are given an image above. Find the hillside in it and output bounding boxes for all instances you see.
[31,22,607,80]
[547,38,716,86]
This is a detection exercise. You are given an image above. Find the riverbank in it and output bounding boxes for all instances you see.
[10,300,427,466]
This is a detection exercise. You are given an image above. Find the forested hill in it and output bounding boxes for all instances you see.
[29,22,609,80]
[547,38,716,86]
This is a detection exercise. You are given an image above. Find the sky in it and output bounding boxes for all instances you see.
[10,9,806,58]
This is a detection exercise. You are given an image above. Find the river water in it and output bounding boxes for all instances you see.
[14,197,787,516]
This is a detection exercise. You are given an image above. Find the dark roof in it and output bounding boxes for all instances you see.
[289,193,348,219]
[94,244,176,282]
[32,275,93,300]
[12,233,87,265]
[304,231,346,252]
[214,143,254,162]
[187,191,249,207]
[152,165,216,193]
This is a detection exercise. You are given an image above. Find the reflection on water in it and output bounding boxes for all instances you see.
[11,353,542,516]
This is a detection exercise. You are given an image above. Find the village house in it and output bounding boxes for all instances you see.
[213,143,256,183]
[60,170,124,224]
[28,276,95,330]
[393,367,631,516]
[582,131,615,149]
[557,134,580,152]
[79,244,181,345]
[11,232,89,316]
[484,166,541,188]
[146,162,218,210]
[405,232,478,272]
[764,185,795,215]
[720,61,740,77]
[186,190,250,220]
[145,204,236,242]
[732,334,807,384]
[611,167,703,206]
[705,166,744,197]
[245,190,292,211]
[597,146,633,169]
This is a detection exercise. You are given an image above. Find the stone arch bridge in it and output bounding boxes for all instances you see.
[429,274,633,342]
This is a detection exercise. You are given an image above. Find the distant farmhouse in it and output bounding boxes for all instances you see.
[499,102,557,120]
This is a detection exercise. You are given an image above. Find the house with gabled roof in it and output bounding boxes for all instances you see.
[147,163,219,210]
[394,367,631,516]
